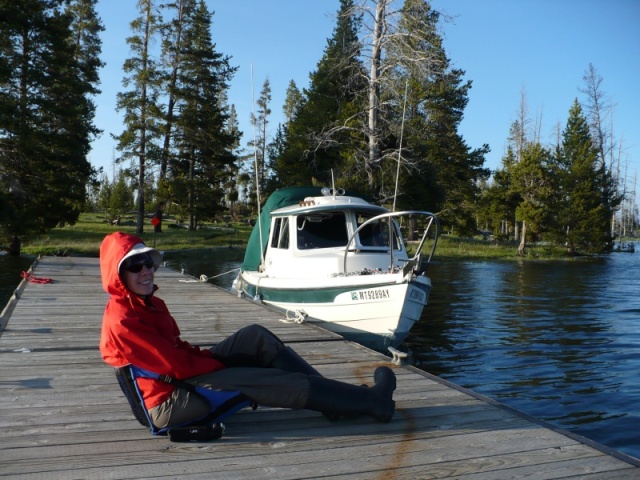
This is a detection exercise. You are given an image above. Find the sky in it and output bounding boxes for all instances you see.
[92,0,640,193]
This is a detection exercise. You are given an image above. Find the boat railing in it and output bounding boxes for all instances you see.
[343,211,439,275]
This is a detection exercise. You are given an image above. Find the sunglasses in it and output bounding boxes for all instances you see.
[123,254,155,273]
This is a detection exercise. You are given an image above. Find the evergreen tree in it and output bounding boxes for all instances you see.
[66,0,104,102]
[170,0,238,229]
[109,169,134,218]
[510,142,554,255]
[247,78,272,195]
[159,0,195,183]
[223,103,242,217]
[580,64,622,238]
[265,124,288,192]
[283,80,303,124]
[479,147,520,239]
[274,0,366,190]
[0,0,101,241]
[272,0,487,236]
[388,0,489,233]
[96,173,112,218]
[114,0,164,234]
[558,99,612,254]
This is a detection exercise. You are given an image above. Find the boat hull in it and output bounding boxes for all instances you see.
[235,271,431,346]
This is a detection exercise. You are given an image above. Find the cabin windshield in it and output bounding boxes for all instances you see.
[356,212,401,250]
[296,212,348,249]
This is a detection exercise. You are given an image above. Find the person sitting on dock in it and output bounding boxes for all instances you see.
[99,231,397,433]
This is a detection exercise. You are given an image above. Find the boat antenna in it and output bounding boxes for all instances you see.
[393,80,409,212]
[251,65,265,269]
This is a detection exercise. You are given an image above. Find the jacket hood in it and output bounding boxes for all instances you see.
[100,232,160,297]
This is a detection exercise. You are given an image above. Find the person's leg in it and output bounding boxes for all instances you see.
[210,324,285,367]
[185,365,397,423]
[270,346,322,376]
[211,324,322,376]
[190,367,311,409]
[148,386,211,429]
[148,368,310,429]
[305,366,397,423]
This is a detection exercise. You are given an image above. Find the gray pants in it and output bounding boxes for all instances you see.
[149,324,310,429]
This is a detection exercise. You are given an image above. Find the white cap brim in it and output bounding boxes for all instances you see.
[118,243,163,273]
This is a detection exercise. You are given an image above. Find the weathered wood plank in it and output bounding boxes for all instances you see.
[1,256,639,479]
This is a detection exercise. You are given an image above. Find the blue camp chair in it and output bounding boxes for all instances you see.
[115,365,253,442]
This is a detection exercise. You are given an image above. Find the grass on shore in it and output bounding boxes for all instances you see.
[22,212,252,259]
[21,212,570,260]
[431,235,569,260]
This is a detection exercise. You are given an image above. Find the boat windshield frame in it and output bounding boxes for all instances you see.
[343,211,439,274]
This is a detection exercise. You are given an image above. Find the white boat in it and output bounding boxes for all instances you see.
[232,187,439,347]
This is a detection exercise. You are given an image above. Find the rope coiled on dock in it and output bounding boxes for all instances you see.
[21,271,54,284]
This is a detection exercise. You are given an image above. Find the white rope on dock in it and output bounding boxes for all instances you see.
[279,309,307,324]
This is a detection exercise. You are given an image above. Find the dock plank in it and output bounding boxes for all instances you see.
[1,256,639,479]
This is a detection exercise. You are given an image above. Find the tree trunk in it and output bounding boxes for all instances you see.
[136,150,145,235]
[517,221,527,256]
[8,236,21,256]
[408,217,417,241]
[136,2,153,235]
[367,0,385,189]
[161,0,187,182]
[189,147,195,231]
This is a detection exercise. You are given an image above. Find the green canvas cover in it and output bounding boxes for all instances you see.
[241,187,322,271]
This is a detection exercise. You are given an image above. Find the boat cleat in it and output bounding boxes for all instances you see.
[388,346,408,366]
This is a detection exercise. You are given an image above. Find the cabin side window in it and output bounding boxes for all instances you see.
[270,217,290,249]
[297,212,348,249]
[356,212,401,250]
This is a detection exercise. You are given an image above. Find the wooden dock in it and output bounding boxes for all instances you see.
[1,256,639,479]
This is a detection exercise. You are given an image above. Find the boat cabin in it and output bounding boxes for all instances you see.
[262,195,408,278]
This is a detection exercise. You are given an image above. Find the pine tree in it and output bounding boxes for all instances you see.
[388,0,489,233]
[559,99,611,254]
[283,80,303,124]
[159,0,196,183]
[170,0,237,229]
[110,169,134,218]
[114,0,164,234]
[510,142,554,255]
[0,0,101,240]
[273,0,366,190]
[479,147,520,240]
[247,78,272,196]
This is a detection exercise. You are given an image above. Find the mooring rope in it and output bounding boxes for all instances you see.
[178,268,240,283]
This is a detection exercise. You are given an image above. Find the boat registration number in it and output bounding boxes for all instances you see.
[352,288,390,301]
[409,289,426,303]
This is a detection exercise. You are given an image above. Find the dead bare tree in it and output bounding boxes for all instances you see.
[581,63,623,238]
[308,0,449,192]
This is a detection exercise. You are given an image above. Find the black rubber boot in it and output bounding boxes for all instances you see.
[270,346,355,421]
[305,366,396,423]
[270,346,322,377]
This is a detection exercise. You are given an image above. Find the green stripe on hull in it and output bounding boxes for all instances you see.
[240,277,429,304]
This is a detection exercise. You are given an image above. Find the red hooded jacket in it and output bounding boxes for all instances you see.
[99,232,224,410]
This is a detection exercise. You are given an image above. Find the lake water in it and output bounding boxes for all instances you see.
[405,254,640,461]
[2,249,638,460]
